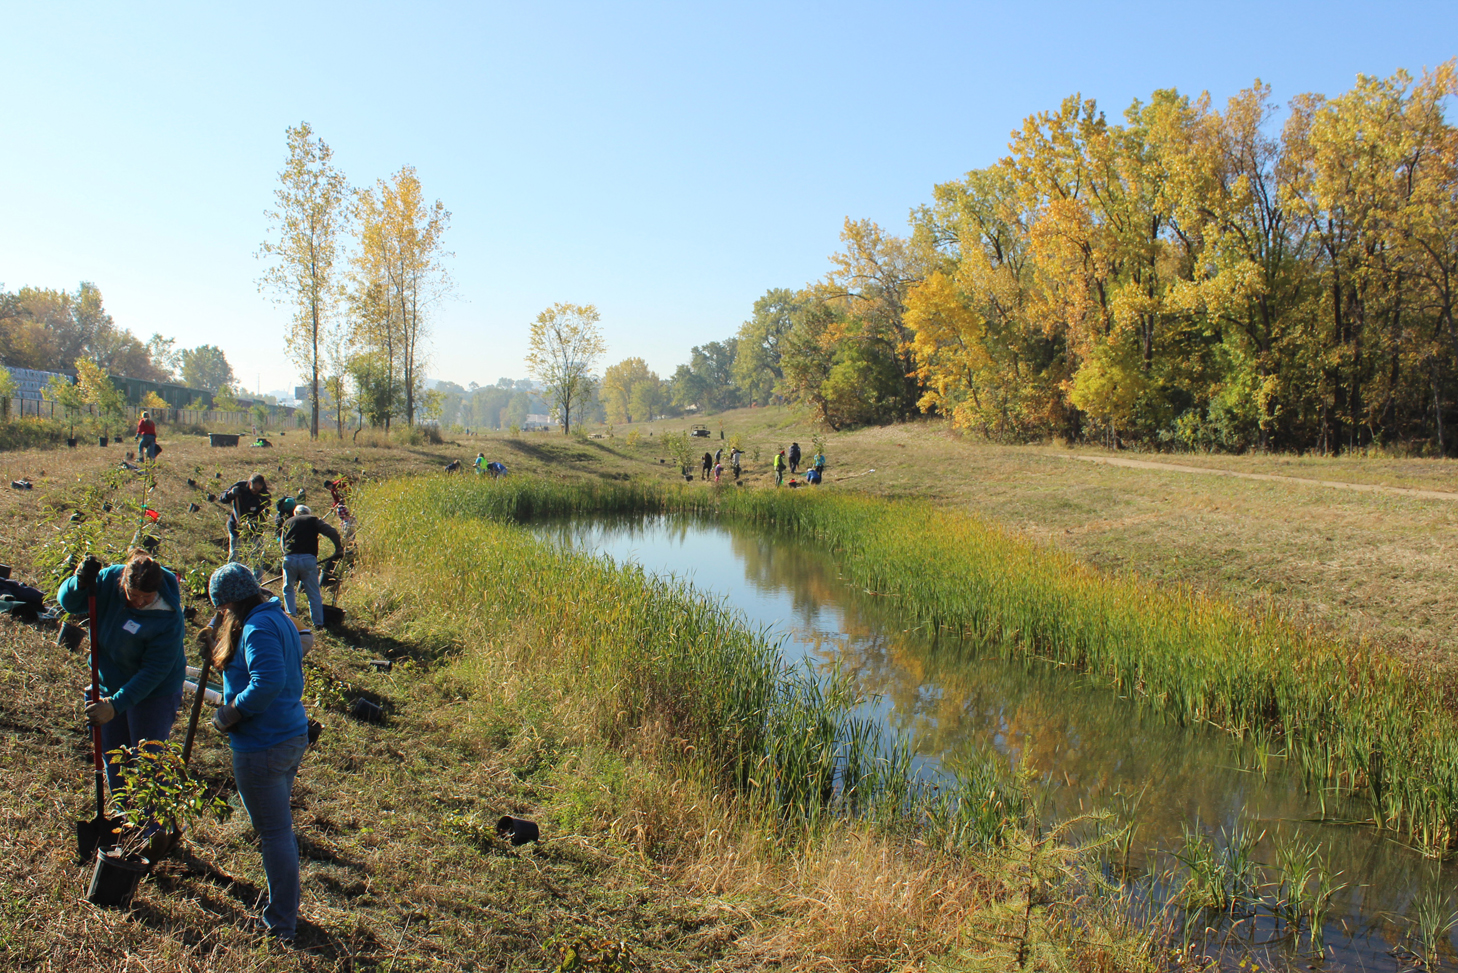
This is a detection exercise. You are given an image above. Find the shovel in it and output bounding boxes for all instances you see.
[180,633,215,766]
[75,592,121,862]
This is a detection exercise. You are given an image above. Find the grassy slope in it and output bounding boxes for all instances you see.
[1,413,1453,970]
[612,408,1458,663]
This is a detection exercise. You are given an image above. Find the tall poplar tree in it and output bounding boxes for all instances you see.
[258,122,350,440]
[353,167,450,426]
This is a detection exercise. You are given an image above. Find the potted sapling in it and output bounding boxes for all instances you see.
[87,740,228,908]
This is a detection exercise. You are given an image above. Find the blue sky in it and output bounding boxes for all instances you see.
[3,2,1455,396]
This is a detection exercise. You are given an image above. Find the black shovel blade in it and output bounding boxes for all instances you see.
[76,815,121,863]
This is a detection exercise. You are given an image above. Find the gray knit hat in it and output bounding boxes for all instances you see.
[209,562,261,607]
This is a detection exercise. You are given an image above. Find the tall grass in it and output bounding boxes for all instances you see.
[369,475,1458,853]
[356,477,1025,848]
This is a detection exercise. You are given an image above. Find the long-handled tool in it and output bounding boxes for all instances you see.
[75,592,121,862]
[180,633,215,766]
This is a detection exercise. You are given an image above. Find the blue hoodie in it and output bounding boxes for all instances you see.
[220,598,307,752]
[57,565,186,714]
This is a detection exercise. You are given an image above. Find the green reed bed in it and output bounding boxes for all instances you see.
[380,475,1458,853]
[356,477,1025,848]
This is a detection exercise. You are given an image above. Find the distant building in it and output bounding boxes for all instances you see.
[107,374,215,410]
[523,413,553,431]
[7,367,71,400]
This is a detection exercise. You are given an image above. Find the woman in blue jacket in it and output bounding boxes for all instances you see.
[57,551,186,789]
[207,562,308,943]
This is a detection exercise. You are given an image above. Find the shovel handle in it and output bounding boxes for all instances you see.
[181,634,214,766]
[87,592,104,774]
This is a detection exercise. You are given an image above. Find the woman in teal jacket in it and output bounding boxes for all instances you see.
[208,562,308,943]
[57,551,186,789]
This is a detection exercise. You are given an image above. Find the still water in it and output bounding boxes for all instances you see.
[532,514,1453,970]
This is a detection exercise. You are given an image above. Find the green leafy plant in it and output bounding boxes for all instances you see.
[106,740,230,853]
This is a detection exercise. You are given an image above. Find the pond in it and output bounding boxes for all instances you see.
[532,513,1457,972]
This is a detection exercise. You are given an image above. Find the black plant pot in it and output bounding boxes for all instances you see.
[98,436,108,447]
[57,622,86,650]
[495,816,540,845]
[349,697,383,723]
[0,564,10,580]
[86,848,149,907]
[67,438,77,448]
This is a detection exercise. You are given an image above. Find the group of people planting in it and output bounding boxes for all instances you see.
[58,465,354,943]
[772,442,825,487]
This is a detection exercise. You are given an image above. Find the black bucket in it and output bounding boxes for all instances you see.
[98,437,108,447]
[86,848,149,908]
[67,438,77,448]
[321,605,345,627]
[495,816,540,845]
[0,564,10,580]
[349,697,383,724]
[307,718,323,745]
[57,622,86,650]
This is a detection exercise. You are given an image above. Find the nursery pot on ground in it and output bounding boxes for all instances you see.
[349,697,383,724]
[67,438,77,448]
[98,437,107,447]
[57,623,85,650]
[496,816,540,845]
[86,847,149,908]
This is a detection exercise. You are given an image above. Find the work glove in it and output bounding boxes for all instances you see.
[211,704,243,734]
[85,696,116,726]
[74,555,103,589]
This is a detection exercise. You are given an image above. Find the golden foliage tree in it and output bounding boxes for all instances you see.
[258,122,350,440]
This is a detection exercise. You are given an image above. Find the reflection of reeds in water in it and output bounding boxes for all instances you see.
[357,477,1028,850]
[370,476,1458,853]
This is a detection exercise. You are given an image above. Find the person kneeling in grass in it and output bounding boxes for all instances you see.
[208,563,308,944]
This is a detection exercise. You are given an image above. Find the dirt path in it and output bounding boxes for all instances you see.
[1062,453,1458,502]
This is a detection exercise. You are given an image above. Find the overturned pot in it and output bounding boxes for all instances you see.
[496,816,540,846]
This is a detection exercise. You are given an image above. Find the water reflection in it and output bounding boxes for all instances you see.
[532,514,1455,970]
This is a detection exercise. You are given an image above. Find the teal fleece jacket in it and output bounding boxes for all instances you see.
[220,599,307,753]
[57,565,186,714]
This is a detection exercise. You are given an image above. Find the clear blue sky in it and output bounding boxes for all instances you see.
[4,2,1454,396]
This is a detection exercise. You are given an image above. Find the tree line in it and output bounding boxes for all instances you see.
[0,282,237,397]
[654,64,1458,454]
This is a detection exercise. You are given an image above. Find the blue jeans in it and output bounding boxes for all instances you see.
[101,690,183,792]
[233,734,308,940]
[282,554,322,625]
